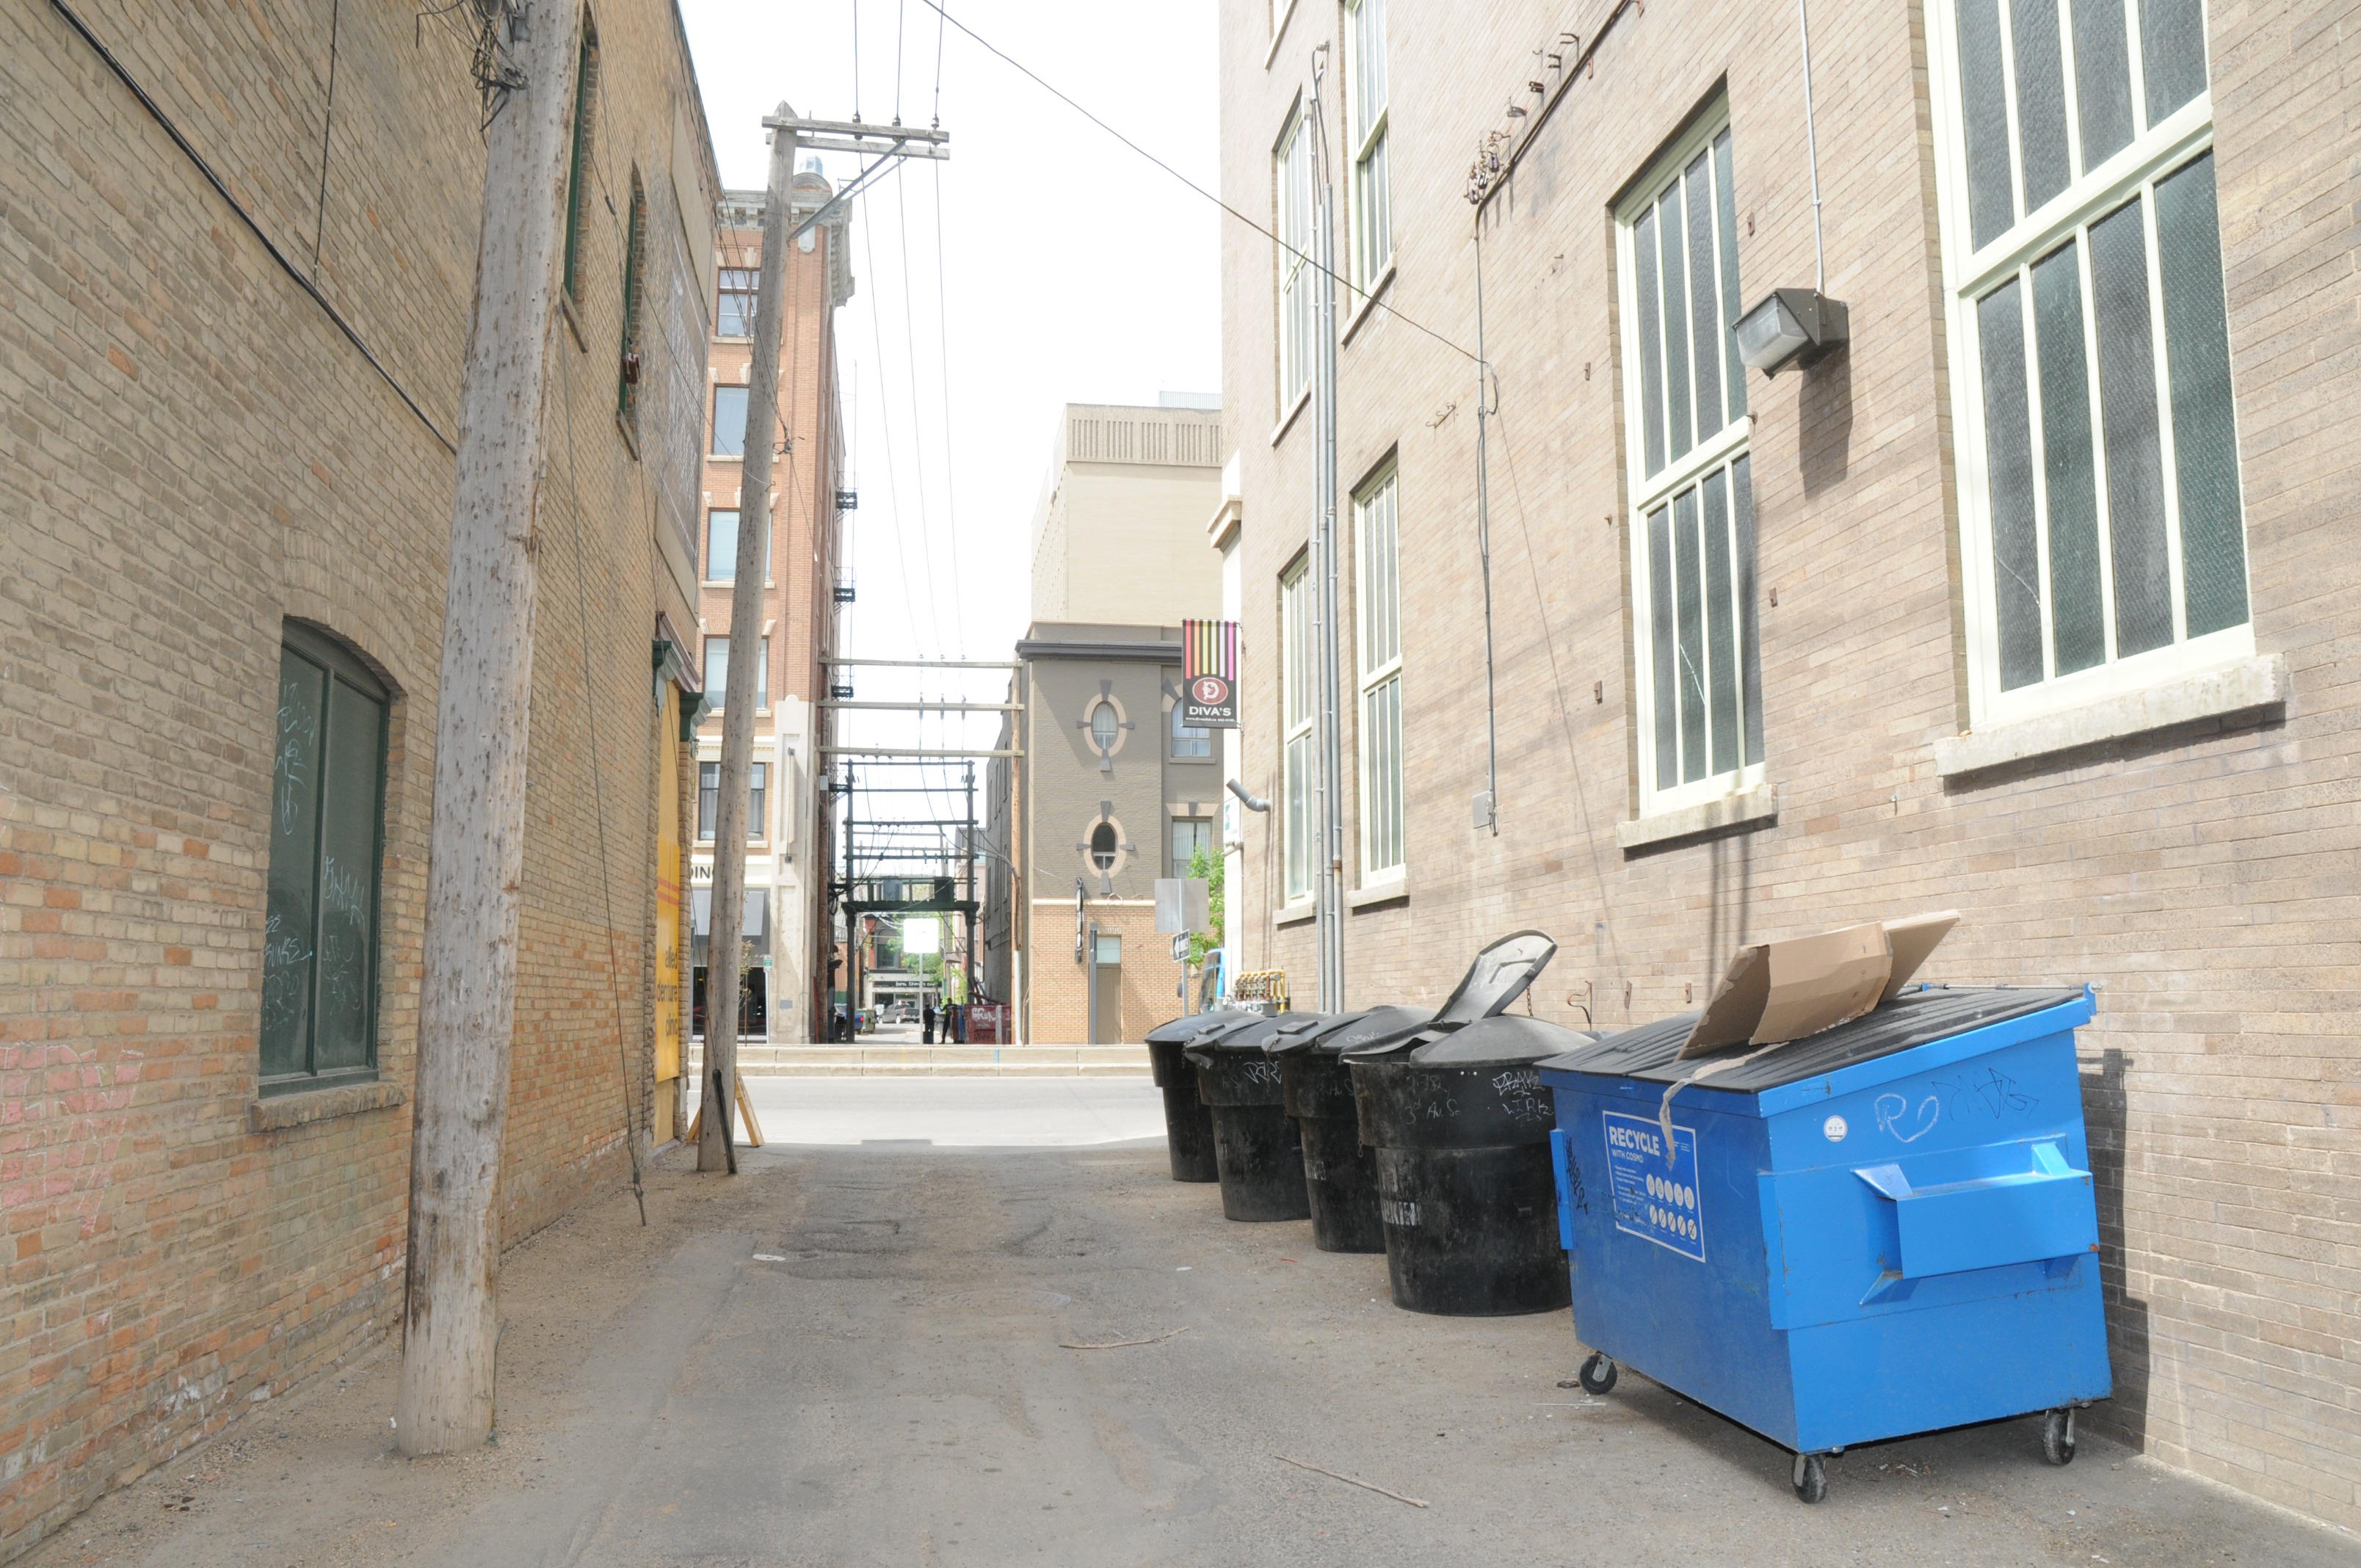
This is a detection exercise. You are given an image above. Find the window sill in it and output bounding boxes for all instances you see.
[248,1078,404,1133]
[1349,876,1407,910]
[1263,0,1299,68]
[1274,899,1317,928]
[560,291,588,352]
[1341,264,1396,346]
[614,410,639,460]
[1934,653,2288,777]
[1269,386,1310,448]
[1617,781,1780,852]
[709,454,744,463]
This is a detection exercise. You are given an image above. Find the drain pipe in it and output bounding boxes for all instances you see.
[1471,225,1499,838]
[1798,0,1827,292]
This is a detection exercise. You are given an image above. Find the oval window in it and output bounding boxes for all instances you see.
[1089,702,1120,751]
[1089,822,1118,871]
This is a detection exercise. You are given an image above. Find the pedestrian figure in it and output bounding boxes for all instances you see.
[922,1001,936,1044]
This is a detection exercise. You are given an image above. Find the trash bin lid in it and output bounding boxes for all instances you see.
[1539,985,2085,1091]
[1187,1012,1330,1059]
[1264,1004,1424,1056]
[1407,1013,1595,1067]
[1429,929,1559,1026]
[1145,1009,1259,1046]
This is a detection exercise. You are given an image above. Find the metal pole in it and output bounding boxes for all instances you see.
[1473,227,1499,836]
[964,765,976,1015]
[1307,50,1345,1012]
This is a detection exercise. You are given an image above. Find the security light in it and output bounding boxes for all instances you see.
[1734,287,1849,377]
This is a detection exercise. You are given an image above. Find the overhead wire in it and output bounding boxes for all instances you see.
[915,0,1480,366]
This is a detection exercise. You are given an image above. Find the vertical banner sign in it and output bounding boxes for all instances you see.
[1182,619,1240,728]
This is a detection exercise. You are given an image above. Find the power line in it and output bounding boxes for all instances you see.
[932,162,965,661]
[916,0,1480,366]
[893,167,957,658]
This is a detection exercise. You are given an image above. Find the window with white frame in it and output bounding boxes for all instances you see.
[1169,701,1212,759]
[1617,112,1763,814]
[1346,0,1390,295]
[1275,106,1313,415]
[1280,557,1313,901]
[1354,465,1403,879]
[1930,0,2243,725]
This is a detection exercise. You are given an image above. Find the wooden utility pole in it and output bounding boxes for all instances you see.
[396,0,582,1456]
[700,106,797,1171]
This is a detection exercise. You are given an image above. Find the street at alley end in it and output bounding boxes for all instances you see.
[1148,915,2110,1505]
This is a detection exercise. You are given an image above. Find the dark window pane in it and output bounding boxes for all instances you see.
[2155,153,2246,636]
[2012,0,2071,211]
[1647,504,1678,789]
[1659,186,1694,461]
[2034,242,2106,675]
[698,762,719,841]
[1635,208,1666,478]
[312,677,382,1072]
[2073,0,2134,170]
[1714,131,1747,421]
[712,385,748,457]
[2089,197,2173,657]
[1702,470,1740,776]
[1673,487,1708,783]
[1732,455,1764,764]
[1956,0,2015,247]
[708,509,739,582]
[1685,153,1725,437]
[2141,0,2208,124]
[1978,280,2046,690]
[747,761,767,840]
[703,638,728,711]
[262,653,326,1079]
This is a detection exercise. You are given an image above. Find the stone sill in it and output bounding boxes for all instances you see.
[1270,386,1310,448]
[1348,877,1407,910]
[1934,653,2289,777]
[1273,899,1316,928]
[1341,264,1396,347]
[1617,782,1780,852]
[249,1079,405,1133]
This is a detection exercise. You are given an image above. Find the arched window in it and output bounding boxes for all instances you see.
[1089,701,1120,752]
[262,624,388,1092]
[1089,822,1119,871]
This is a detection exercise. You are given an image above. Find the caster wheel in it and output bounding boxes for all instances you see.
[1578,1352,1618,1395]
[1792,1453,1827,1504]
[2042,1408,2078,1467]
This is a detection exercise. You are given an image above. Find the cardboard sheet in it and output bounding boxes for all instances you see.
[1677,912,1960,1059]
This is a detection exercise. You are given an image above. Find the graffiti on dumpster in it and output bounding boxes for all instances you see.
[1602,1111,1705,1262]
[1492,1067,1554,1128]
[1874,1092,1940,1144]
[1933,1066,2037,1122]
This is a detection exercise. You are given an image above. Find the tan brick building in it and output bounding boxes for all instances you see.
[987,402,1225,1042]
[689,173,852,1047]
[0,1,714,1554]
[1219,0,2358,1527]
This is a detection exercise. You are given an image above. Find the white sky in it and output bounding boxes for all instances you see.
[678,0,1223,839]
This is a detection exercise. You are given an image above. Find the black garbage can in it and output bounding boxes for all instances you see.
[1186,1014,1330,1222]
[1349,1014,1595,1315]
[1144,1012,1256,1183]
[1271,1006,1429,1253]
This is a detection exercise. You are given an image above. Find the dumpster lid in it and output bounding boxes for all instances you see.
[1539,985,2084,1091]
[1430,929,1559,1026]
[1264,1007,1388,1056]
[1404,1013,1596,1067]
[1145,1009,1258,1046]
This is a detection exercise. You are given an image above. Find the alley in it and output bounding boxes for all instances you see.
[26,1102,2351,1568]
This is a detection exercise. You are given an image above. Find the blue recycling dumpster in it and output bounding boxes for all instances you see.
[1539,985,2111,1502]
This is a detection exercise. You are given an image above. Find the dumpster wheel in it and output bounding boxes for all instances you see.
[2041,1408,2078,1467]
[1577,1352,1617,1395]
[1791,1452,1828,1504]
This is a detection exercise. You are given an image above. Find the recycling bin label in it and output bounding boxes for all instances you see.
[1602,1111,1705,1262]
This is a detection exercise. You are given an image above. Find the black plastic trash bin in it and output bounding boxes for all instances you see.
[1144,1012,1257,1182]
[1269,1006,1429,1253]
[1349,1012,1595,1315]
[1186,1013,1330,1221]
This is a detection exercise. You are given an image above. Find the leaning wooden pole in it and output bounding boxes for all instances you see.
[700,106,798,1171]
[395,3,582,1456]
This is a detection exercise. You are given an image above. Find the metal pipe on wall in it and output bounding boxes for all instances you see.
[1307,48,1346,1011]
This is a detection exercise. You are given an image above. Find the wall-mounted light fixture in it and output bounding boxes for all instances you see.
[1735,286,1849,377]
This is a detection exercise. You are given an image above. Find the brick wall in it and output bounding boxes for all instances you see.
[1026,901,1185,1044]
[1219,0,2360,1528]
[0,1,712,1556]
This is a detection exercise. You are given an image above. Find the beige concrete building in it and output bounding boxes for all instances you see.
[689,173,852,1047]
[987,400,1225,1042]
[1219,0,2359,1528]
[0,1,714,1553]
